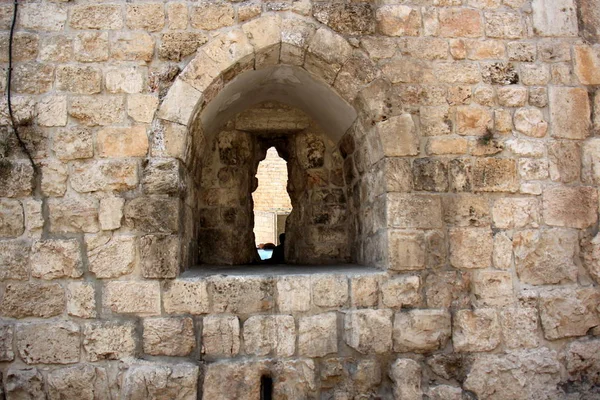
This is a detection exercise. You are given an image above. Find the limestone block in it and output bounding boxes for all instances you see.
[453,309,501,352]
[456,105,492,136]
[31,239,82,280]
[472,158,518,192]
[121,364,198,400]
[67,282,97,319]
[442,194,490,227]
[16,321,80,364]
[47,365,110,400]
[201,360,267,400]
[190,3,234,30]
[0,199,24,238]
[159,32,208,62]
[314,3,375,35]
[549,87,591,139]
[376,114,419,157]
[202,315,240,357]
[56,65,102,94]
[204,29,254,70]
[384,158,413,193]
[565,339,600,386]
[350,274,380,307]
[464,348,561,399]
[40,35,73,62]
[19,2,67,31]
[381,276,421,309]
[520,64,551,86]
[70,160,138,194]
[513,107,547,138]
[0,32,38,62]
[239,2,261,23]
[70,4,123,29]
[344,309,393,354]
[163,279,209,314]
[578,0,600,42]
[96,126,148,157]
[37,95,68,127]
[99,197,124,231]
[39,160,67,197]
[493,231,512,270]
[126,3,165,32]
[143,317,195,356]
[312,274,348,308]
[582,232,600,284]
[69,96,124,126]
[387,194,442,228]
[277,275,311,312]
[499,308,539,349]
[449,227,492,269]
[428,386,463,400]
[0,161,33,197]
[83,321,136,361]
[142,158,181,195]
[388,230,425,271]
[448,158,472,192]
[583,138,600,185]
[0,282,65,318]
[298,313,337,357]
[439,8,483,37]
[492,198,539,229]
[124,197,180,234]
[539,288,600,340]
[532,0,578,36]
[426,137,468,155]
[243,315,295,356]
[5,368,45,400]
[140,234,179,278]
[485,11,524,39]
[53,127,94,161]
[420,106,452,136]
[412,158,448,192]
[389,359,422,400]
[23,199,42,239]
[209,276,273,314]
[506,138,545,158]
[167,3,188,30]
[157,79,202,126]
[519,158,548,180]
[104,281,160,315]
[106,66,146,94]
[295,133,326,168]
[127,94,159,123]
[0,324,14,361]
[307,27,352,71]
[88,236,136,279]
[425,271,471,309]
[543,186,598,229]
[393,310,451,353]
[0,240,29,280]
[243,14,281,52]
[74,32,109,62]
[111,32,155,62]
[529,87,548,108]
[376,5,421,37]
[472,270,513,307]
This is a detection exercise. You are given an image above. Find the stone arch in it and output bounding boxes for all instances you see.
[150,14,397,269]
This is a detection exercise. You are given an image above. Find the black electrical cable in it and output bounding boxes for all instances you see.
[6,0,36,171]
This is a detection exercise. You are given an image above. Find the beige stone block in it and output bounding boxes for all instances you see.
[344,309,393,354]
[529,87,548,108]
[243,315,295,357]
[124,197,180,234]
[427,137,468,155]
[472,270,513,307]
[520,64,551,86]
[428,386,463,400]
[24,199,43,239]
[549,87,591,139]
[539,288,600,340]
[531,0,578,36]
[0,282,64,318]
[53,127,94,161]
[202,315,240,358]
[19,2,67,31]
[472,158,518,192]
[432,62,480,84]
[485,11,524,38]
[159,32,208,62]
[0,324,13,361]
[243,14,281,51]
[37,95,68,127]
[453,309,501,352]
[298,313,337,357]
[499,308,539,349]
[0,199,24,238]
[514,107,548,138]
[0,32,38,63]
[381,276,421,309]
[121,364,198,399]
[0,241,30,281]
[462,39,505,60]
[277,275,311,312]
[543,186,598,229]
[582,138,600,185]
[456,105,492,136]
[312,274,348,308]
[40,160,68,197]
[449,227,492,269]
[83,321,136,361]
[239,1,261,22]
[11,62,53,94]
[307,27,352,70]
[103,281,160,315]
[69,96,124,126]
[388,230,425,271]
[5,367,45,399]
[67,282,96,319]
[40,34,73,62]
[31,239,82,280]
[497,86,527,107]
[0,161,34,198]
[439,8,483,37]
[56,65,102,95]
[190,3,235,30]
[519,158,548,180]
[350,274,380,308]
[210,275,273,314]
[106,66,146,94]
[420,106,453,137]
[393,310,451,353]
[127,94,158,123]
[140,234,179,278]
[70,160,138,193]
[96,126,148,158]
[167,2,188,29]
[50,195,99,234]
[99,197,124,231]
[376,5,421,37]
[88,236,136,279]
[47,364,110,400]
[74,32,109,63]
[442,194,490,227]
[16,322,79,364]
[126,3,165,32]
[376,114,418,157]
[111,32,155,62]
[163,279,209,314]
[492,197,539,229]
[582,232,600,284]
[390,359,422,400]
[143,317,195,356]
[513,229,578,285]
[387,194,443,228]
[70,4,123,29]
[506,138,544,158]
[157,79,202,126]
[493,231,512,270]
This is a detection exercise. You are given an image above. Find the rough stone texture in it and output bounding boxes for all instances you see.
[583,138,600,185]
[210,276,273,314]
[67,282,97,319]
[16,322,80,365]
[53,127,94,161]
[97,126,149,157]
[243,315,295,356]
[582,232,600,284]
[389,358,422,400]
[202,315,240,358]
[376,5,421,37]
[549,87,591,140]
[48,196,100,233]
[543,186,598,229]
[449,228,492,269]
[376,114,419,157]
[83,321,136,361]
[70,160,138,193]
[0,199,24,238]
[539,288,600,340]
[31,239,82,280]
[492,197,539,229]
[69,96,124,126]
[103,281,160,315]
[453,309,501,352]
[344,309,393,354]
[0,282,65,318]
[5,367,45,400]
[0,161,34,197]
[47,364,110,400]
[298,313,337,357]
[312,274,348,308]
[120,364,198,400]
[381,276,421,309]
[277,276,311,312]
[565,339,600,389]
[88,235,136,279]
[472,158,518,192]
[393,310,451,353]
[99,197,124,230]
[124,197,180,234]
[425,271,471,310]
[472,270,513,307]
[387,194,443,229]
[163,279,209,315]
[500,308,539,349]
[0,324,14,361]
[143,318,195,356]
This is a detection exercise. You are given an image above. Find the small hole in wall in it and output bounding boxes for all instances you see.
[260,375,273,400]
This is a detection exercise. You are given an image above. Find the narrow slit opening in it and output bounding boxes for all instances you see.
[260,375,273,400]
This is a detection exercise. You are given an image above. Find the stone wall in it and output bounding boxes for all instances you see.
[0,0,600,398]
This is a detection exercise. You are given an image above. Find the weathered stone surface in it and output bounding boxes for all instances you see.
[53,127,94,161]
[532,0,578,36]
[12,62,54,94]
[140,234,179,278]
[583,138,600,185]
[388,231,425,271]
[47,364,110,400]
[442,194,490,227]
[582,232,600,284]
[412,158,448,192]
[190,3,235,30]
[69,96,124,126]
[499,308,539,349]
[126,3,165,32]
[202,315,240,358]
[5,367,45,400]
[472,158,518,192]
[539,288,600,340]
[243,315,295,357]
[31,239,83,280]
[210,276,273,314]
[111,32,155,62]
[67,282,96,319]
[389,358,422,400]
[96,126,148,157]
[0,282,65,318]
[124,197,180,234]
[376,114,419,157]
[127,94,159,124]
[37,95,68,127]
[311,274,348,308]
[83,321,136,361]
[163,279,209,315]
[514,107,547,138]
[104,281,160,315]
[39,160,68,197]
[88,235,136,279]
[159,32,208,62]
[0,199,24,238]
[393,310,451,353]
[464,348,562,399]
[350,274,380,307]
[40,34,73,62]
[549,87,591,140]
[456,105,492,136]
[543,186,598,229]
[74,32,109,63]
[106,66,146,94]
[427,386,463,400]
[449,227,492,269]
[453,309,501,352]
[0,161,34,197]
[439,8,483,37]
[56,65,102,94]
[19,2,67,31]
[492,197,539,229]
[0,240,29,280]
[0,324,14,361]
[381,276,421,309]
[98,197,124,231]
[387,194,442,228]
[565,338,600,389]
[70,4,123,30]
[16,321,80,364]
[425,271,470,309]
[485,11,524,39]
[298,313,337,357]
[376,5,420,37]
[167,3,188,30]
[314,3,374,35]
[142,158,181,195]
[277,275,311,312]
[472,270,513,308]
[143,317,195,356]
[121,364,198,400]
[344,309,393,354]
[70,160,138,194]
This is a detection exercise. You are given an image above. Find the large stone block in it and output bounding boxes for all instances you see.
[344,309,393,354]
[311,274,348,308]
[442,194,490,227]
[539,288,600,340]
[388,230,425,271]
[209,276,273,314]
[472,270,513,307]
[499,308,539,349]
[74,32,109,62]
[47,365,110,400]
[67,282,97,319]
[376,5,421,37]
[565,338,600,387]
[19,2,67,31]
[83,321,136,361]
[532,0,578,36]
[582,232,600,284]
[0,282,65,318]
[88,235,136,279]
[492,197,539,229]
[126,3,165,32]
[140,234,179,278]
[142,158,182,195]
[163,279,209,315]
[202,315,240,358]
[387,194,443,229]
[449,227,492,269]
[277,275,311,312]
[0,160,34,197]
[159,32,208,61]
[0,199,24,238]
[393,310,451,353]
[243,315,295,357]
[105,66,146,94]
[49,196,99,233]
[439,8,483,37]
[70,4,123,29]
[583,138,600,185]
[31,239,83,280]
[425,271,471,309]
[53,127,94,161]
[0,324,14,361]
[96,126,148,158]
[37,95,68,127]
[350,274,380,308]
[412,158,448,192]
[381,276,421,309]
[56,65,102,94]
[472,158,518,192]
[16,321,80,364]
[69,96,124,126]
[542,186,598,229]
[5,367,45,400]
[99,197,124,230]
[190,3,235,30]
[121,364,198,400]
[453,309,501,352]
[111,32,155,62]
[376,114,419,157]
[127,94,159,123]
[389,358,423,400]
[143,317,195,356]
[549,87,591,140]
[298,313,337,357]
[103,281,161,315]
[124,197,180,234]
[70,160,138,193]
